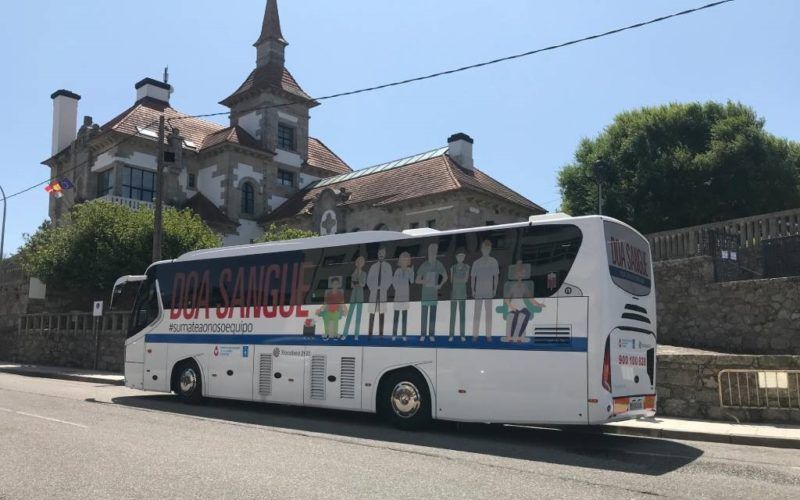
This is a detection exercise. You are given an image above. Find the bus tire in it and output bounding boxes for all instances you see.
[174,360,203,404]
[378,369,432,430]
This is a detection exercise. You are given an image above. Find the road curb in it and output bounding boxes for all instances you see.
[600,423,800,449]
[0,367,125,386]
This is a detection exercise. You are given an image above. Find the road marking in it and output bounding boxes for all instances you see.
[1,407,87,429]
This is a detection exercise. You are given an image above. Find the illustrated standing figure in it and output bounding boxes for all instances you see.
[316,276,348,339]
[416,242,447,341]
[366,247,392,339]
[391,251,415,341]
[342,255,366,339]
[471,239,499,342]
[449,248,470,342]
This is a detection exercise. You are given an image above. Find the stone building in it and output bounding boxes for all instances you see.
[42,0,543,244]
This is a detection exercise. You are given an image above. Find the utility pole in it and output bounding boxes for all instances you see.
[0,184,6,274]
[152,115,166,262]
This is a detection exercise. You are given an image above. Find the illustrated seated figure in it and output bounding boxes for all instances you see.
[316,276,348,340]
[496,261,545,342]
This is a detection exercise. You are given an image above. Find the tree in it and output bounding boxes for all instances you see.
[255,223,317,243]
[20,200,220,291]
[558,102,800,234]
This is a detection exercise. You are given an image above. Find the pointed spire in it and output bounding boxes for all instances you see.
[254,0,287,47]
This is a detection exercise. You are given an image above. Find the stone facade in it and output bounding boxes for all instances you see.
[657,349,800,423]
[655,256,800,354]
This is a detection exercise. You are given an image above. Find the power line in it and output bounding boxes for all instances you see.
[171,0,735,122]
[2,0,734,202]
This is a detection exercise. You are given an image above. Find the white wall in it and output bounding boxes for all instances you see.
[274,149,302,168]
[198,165,224,206]
[234,162,264,184]
[222,220,263,246]
[299,174,321,188]
[238,111,260,139]
[268,195,288,211]
[92,152,157,173]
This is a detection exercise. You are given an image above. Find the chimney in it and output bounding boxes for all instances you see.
[50,90,81,156]
[135,77,172,103]
[447,132,474,170]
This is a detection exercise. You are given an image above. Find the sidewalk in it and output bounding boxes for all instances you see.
[602,416,800,449]
[0,362,125,386]
[2,361,798,449]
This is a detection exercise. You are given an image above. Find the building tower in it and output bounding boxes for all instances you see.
[220,0,317,160]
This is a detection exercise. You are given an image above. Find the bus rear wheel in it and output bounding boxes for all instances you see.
[378,369,431,430]
[174,360,203,404]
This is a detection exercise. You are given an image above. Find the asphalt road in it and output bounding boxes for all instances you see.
[1,373,799,499]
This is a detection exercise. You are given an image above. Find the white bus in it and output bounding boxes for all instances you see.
[115,214,656,429]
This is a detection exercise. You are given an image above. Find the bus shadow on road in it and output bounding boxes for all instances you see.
[107,395,702,476]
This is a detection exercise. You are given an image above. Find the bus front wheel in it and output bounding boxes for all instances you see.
[378,369,432,430]
[174,360,203,404]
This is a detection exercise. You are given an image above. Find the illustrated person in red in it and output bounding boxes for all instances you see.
[316,276,348,339]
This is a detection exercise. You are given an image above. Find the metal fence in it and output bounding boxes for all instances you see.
[762,235,800,279]
[718,369,800,410]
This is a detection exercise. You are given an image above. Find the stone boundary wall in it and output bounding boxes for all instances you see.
[1,325,125,373]
[657,351,800,424]
[655,256,800,354]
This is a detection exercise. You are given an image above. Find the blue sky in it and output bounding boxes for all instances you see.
[1,0,798,255]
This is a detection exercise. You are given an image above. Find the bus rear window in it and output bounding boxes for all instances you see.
[604,221,652,296]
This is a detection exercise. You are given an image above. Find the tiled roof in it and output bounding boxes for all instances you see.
[220,67,316,108]
[101,97,226,151]
[307,137,351,176]
[184,193,237,230]
[262,148,545,222]
[201,125,263,152]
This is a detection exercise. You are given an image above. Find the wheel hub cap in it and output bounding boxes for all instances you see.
[391,381,421,418]
[180,368,197,395]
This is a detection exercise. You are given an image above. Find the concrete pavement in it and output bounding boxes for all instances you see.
[2,361,800,450]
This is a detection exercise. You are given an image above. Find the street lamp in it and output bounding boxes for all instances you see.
[592,159,609,216]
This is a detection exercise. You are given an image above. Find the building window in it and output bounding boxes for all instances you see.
[97,170,113,197]
[278,169,294,187]
[277,124,295,151]
[122,166,155,202]
[426,219,436,228]
[188,173,196,189]
[241,182,255,215]
[409,222,419,229]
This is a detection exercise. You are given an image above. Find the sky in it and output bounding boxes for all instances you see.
[0,0,798,256]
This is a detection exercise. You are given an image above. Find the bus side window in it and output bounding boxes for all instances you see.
[519,225,583,298]
[129,276,160,337]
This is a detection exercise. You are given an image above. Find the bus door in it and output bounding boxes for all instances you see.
[303,346,362,410]
[251,344,305,405]
[124,275,160,390]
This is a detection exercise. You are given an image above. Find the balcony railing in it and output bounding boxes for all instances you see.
[100,194,154,210]
[647,207,800,261]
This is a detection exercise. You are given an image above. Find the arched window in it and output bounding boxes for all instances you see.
[241,182,255,215]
